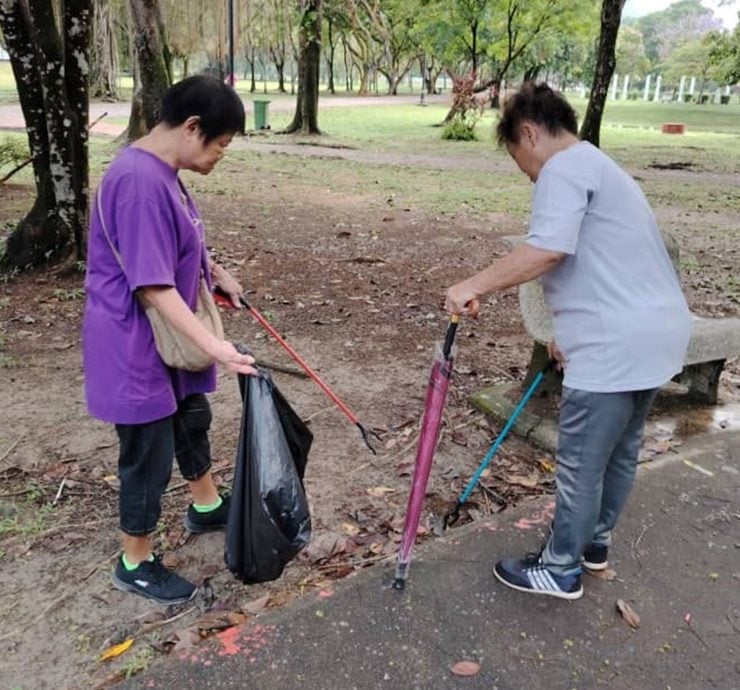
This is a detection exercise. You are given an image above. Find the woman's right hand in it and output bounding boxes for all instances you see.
[212,340,258,375]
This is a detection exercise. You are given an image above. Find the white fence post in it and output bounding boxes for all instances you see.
[653,75,662,102]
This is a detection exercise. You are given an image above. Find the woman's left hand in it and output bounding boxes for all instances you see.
[211,263,243,308]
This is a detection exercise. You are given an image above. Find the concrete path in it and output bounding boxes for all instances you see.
[123,430,740,690]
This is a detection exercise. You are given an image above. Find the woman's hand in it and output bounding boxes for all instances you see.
[211,262,243,308]
[212,340,258,375]
[444,280,481,318]
[547,339,566,371]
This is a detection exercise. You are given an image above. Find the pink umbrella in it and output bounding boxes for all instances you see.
[393,315,460,590]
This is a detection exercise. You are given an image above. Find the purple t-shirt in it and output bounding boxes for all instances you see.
[83,147,217,424]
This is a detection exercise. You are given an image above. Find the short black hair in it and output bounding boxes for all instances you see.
[160,75,245,143]
[496,82,578,146]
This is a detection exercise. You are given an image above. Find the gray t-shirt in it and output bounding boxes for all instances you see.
[526,141,692,393]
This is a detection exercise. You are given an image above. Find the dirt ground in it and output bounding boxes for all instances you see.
[1,131,738,689]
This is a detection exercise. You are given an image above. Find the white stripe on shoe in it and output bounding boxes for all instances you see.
[494,564,583,601]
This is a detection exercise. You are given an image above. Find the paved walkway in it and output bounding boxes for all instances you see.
[0,93,451,138]
[123,429,740,690]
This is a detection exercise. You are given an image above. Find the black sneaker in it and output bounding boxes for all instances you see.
[493,553,583,600]
[184,493,231,534]
[582,543,609,571]
[111,555,197,605]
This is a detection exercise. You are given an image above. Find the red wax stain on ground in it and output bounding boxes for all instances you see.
[318,589,335,599]
[514,501,555,531]
[216,626,243,656]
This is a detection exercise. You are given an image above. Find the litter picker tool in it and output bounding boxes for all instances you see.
[443,360,554,528]
[234,295,379,454]
[392,315,460,590]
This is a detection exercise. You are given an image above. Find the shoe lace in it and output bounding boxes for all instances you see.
[140,555,177,585]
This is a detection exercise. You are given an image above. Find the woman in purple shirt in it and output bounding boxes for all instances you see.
[83,76,256,604]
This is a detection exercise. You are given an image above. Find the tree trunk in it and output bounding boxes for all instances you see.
[0,0,91,269]
[125,0,172,141]
[325,17,335,94]
[90,0,119,100]
[284,0,322,135]
[276,58,286,92]
[579,0,625,147]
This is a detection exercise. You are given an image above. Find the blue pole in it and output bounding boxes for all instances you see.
[458,370,546,505]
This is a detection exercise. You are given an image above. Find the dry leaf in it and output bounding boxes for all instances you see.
[504,472,539,488]
[366,486,395,497]
[341,522,361,537]
[243,594,270,615]
[172,627,201,654]
[616,599,640,629]
[536,458,556,473]
[99,638,134,662]
[451,660,480,677]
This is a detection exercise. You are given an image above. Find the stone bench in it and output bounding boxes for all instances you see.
[503,236,740,403]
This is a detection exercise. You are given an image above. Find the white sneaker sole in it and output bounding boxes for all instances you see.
[493,566,583,600]
[582,560,608,571]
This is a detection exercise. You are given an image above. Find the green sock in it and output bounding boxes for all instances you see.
[193,495,223,513]
[122,553,153,571]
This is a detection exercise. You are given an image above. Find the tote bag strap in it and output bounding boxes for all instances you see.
[96,186,127,276]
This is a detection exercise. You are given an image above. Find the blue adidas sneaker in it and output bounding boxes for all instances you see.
[494,553,583,600]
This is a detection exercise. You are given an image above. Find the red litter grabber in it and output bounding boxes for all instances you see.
[214,288,379,453]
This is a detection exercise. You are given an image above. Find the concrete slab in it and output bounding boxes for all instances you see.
[124,431,740,690]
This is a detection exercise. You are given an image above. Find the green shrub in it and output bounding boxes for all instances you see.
[442,114,479,141]
[0,136,29,168]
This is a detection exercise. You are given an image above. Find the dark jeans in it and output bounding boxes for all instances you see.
[116,394,213,536]
[542,386,659,576]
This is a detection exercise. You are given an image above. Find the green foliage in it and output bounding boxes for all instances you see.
[0,136,29,169]
[616,26,649,77]
[442,114,479,140]
[121,647,155,679]
[706,26,740,86]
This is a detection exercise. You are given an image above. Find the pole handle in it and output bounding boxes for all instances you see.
[442,314,460,360]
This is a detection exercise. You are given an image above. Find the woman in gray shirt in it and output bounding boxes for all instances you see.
[445,83,691,600]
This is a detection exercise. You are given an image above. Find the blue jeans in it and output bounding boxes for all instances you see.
[542,386,659,576]
[115,394,213,535]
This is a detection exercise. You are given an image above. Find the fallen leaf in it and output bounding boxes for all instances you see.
[366,486,395,497]
[340,522,361,537]
[616,599,640,629]
[536,458,556,473]
[243,594,270,615]
[99,638,134,662]
[301,532,349,562]
[504,472,539,488]
[451,660,480,677]
[172,627,201,653]
[451,431,468,447]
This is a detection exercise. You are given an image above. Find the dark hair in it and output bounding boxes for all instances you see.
[160,75,245,142]
[496,83,578,146]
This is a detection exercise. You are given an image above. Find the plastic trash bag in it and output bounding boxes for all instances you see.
[225,370,313,584]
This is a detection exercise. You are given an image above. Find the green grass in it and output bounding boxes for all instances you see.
[568,96,740,134]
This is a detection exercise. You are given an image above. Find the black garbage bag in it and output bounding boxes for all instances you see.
[225,370,313,584]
